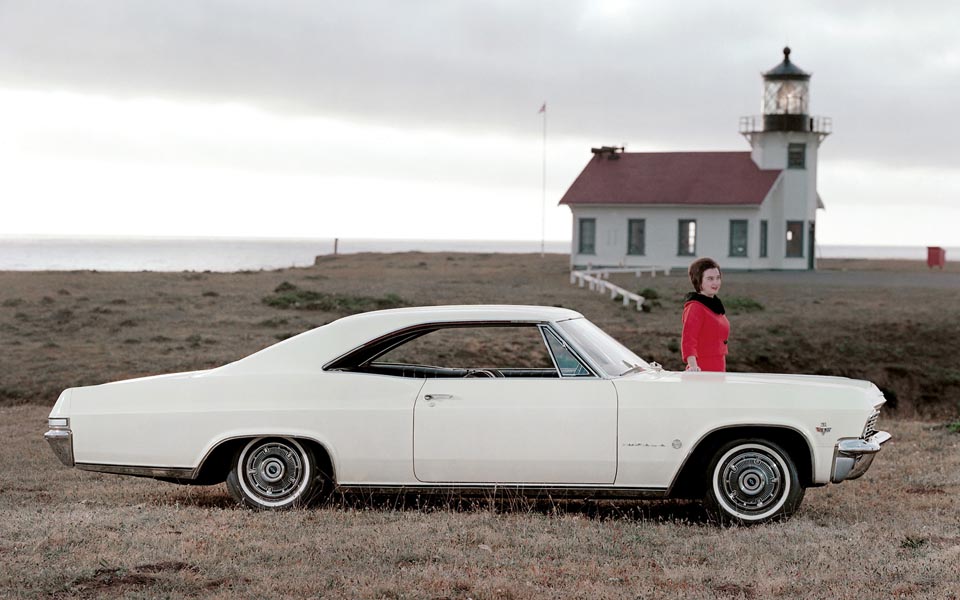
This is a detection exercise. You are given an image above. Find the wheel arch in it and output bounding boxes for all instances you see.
[667,425,814,499]
[193,434,338,485]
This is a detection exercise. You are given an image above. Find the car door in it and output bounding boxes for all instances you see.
[414,373,618,484]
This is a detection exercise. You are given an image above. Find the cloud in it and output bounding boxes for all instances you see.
[1,0,957,167]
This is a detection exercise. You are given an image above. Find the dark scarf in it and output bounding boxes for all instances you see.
[684,292,725,315]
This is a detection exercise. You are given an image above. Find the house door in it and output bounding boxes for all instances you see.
[808,221,816,270]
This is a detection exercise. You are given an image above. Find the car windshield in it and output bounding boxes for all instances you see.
[556,317,650,377]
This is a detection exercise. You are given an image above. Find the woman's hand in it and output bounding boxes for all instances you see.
[686,357,701,372]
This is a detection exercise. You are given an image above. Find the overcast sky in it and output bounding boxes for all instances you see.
[1,0,958,246]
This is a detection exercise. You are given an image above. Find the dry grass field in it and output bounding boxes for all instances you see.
[1,253,959,598]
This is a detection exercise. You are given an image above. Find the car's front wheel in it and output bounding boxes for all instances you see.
[704,439,804,525]
[226,437,323,509]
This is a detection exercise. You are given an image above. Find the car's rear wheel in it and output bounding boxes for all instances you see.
[704,439,804,525]
[226,437,323,509]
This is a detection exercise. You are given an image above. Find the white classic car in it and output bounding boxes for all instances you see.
[46,305,890,523]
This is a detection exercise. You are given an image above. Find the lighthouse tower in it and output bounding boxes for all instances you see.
[740,47,831,269]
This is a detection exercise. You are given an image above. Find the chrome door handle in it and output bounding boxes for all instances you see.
[424,394,453,401]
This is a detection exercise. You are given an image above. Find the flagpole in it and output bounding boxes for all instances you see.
[540,101,547,258]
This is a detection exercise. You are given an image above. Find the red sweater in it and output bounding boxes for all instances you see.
[681,300,730,372]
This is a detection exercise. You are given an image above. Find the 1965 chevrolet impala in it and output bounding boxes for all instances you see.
[46,305,890,523]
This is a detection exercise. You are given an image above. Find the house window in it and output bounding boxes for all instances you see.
[760,220,768,258]
[678,219,696,256]
[788,143,806,169]
[578,218,596,255]
[729,220,748,257]
[786,221,804,257]
[627,219,645,255]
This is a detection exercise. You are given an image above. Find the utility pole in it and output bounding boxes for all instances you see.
[539,101,547,257]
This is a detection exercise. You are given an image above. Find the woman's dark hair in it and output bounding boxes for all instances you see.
[688,257,721,292]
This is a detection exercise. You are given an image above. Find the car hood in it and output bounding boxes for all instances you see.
[685,371,879,392]
[621,369,885,403]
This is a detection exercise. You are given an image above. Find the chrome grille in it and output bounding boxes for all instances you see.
[862,410,880,439]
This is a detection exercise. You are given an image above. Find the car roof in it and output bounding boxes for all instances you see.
[214,305,584,375]
[335,304,582,324]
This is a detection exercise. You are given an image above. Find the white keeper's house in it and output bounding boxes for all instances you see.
[560,48,831,271]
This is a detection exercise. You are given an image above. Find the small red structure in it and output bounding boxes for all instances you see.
[927,246,946,269]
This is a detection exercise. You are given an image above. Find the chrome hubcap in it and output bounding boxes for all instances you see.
[244,442,304,499]
[260,457,286,483]
[720,451,782,513]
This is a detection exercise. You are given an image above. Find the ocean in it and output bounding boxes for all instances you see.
[0,237,953,272]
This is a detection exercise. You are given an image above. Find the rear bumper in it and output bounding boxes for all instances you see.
[831,431,891,483]
[44,429,75,467]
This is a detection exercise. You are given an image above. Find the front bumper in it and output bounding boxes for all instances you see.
[44,428,75,467]
[831,430,891,483]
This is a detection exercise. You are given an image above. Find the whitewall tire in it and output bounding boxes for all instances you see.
[226,437,321,510]
[704,439,804,524]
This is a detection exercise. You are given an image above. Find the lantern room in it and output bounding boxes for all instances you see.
[762,47,811,132]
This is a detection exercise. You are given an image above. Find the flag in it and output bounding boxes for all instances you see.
[538,102,546,114]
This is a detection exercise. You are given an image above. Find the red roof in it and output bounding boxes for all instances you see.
[558,151,781,206]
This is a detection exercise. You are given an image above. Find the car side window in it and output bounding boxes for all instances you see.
[370,325,558,377]
[542,328,593,377]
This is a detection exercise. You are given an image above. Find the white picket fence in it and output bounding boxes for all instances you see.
[569,266,671,311]
[570,269,669,311]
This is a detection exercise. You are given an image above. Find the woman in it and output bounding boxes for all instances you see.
[681,257,730,372]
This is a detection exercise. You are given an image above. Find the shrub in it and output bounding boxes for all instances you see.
[639,287,660,300]
[258,317,289,328]
[0,387,26,403]
[900,536,927,549]
[53,309,74,324]
[186,334,217,348]
[725,296,765,313]
[948,421,960,434]
[262,284,407,314]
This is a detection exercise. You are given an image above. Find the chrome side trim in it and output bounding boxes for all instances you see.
[76,463,196,479]
[194,434,340,483]
[665,423,816,495]
[44,429,75,467]
[323,320,550,371]
[74,434,341,483]
[323,319,603,379]
[336,484,667,499]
